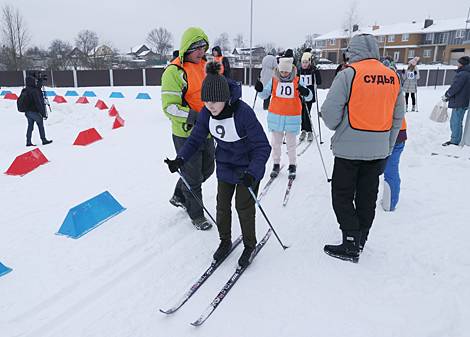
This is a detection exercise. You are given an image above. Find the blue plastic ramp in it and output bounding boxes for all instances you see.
[56,191,126,239]
[65,91,79,96]
[0,262,12,277]
[1,91,12,96]
[45,91,57,96]
[83,91,97,97]
[136,93,151,99]
[109,92,124,98]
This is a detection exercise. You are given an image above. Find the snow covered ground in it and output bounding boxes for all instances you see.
[1,83,469,337]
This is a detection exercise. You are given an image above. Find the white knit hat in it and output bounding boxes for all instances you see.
[301,52,312,62]
[278,57,294,72]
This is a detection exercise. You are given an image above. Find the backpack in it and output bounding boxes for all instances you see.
[17,88,34,112]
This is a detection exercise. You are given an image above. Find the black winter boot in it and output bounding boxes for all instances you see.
[359,228,370,252]
[26,142,36,147]
[324,230,361,263]
[288,165,296,180]
[270,164,280,178]
[42,139,53,145]
[238,245,256,268]
[213,239,232,261]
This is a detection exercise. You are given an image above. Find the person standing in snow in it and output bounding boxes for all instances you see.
[211,46,231,79]
[165,61,271,267]
[255,55,313,180]
[260,52,278,110]
[381,59,408,212]
[441,56,470,146]
[401,56,420,112]
[321,33,404,263]
[161,27,215,230]
[297,51,322,142]
[24,73,52,147]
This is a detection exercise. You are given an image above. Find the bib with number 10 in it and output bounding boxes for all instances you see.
[276,82,295,98]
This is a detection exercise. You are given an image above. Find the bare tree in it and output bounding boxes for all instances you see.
[233,33,244,48]
[74,29,99,68]
[48,39,73,70]
[305,34,320,48]
[341,0,360,44]
[0,5,31,70]
[146,28,173,59]
[213,32,230,52]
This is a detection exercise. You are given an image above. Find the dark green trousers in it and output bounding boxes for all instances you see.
[216,180,260,247]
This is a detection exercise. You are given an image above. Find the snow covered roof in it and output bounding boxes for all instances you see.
[314,27,374,40]
[315,18,468,40]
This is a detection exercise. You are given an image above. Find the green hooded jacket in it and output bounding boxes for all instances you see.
[161,27,209,137]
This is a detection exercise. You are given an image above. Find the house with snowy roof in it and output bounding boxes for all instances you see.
[314,18,470,65]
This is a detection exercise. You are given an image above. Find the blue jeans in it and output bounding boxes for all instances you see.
[450,107,468,144]
[383,143,405,211]
[25,111,46,143]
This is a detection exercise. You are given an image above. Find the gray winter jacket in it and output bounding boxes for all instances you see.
[321,34,405,160]
[260,54,278,86]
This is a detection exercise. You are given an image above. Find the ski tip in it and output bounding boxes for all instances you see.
[190,320,203,327]
[431,152,438,156]
[159,309,172,315]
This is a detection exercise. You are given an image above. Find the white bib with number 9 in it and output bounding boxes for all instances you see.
[209,117,242,142]
[276,82,295,98]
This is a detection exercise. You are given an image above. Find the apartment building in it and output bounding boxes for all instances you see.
[314,18,470,65]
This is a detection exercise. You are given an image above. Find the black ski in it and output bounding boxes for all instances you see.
[258,164,284,201]
[159,235,243,314]
[283,165,297,206]
[190,229,272,326]
[431,152,469,160]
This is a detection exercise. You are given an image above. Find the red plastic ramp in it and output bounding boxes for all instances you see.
[53,95,67,103]
[108,105,118,116]
[4,93,18,100]
[73,128,103,146]
[4,148,49,176]
[113,115,125,129]
[95,100,108,110]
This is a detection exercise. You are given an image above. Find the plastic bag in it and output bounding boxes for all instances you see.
[429,100,448,123]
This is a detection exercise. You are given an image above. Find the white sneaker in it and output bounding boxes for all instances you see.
[299,130,307,141]
[307,132,314,142]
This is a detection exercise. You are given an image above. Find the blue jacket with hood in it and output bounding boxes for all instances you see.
[177,78,271,185]
[445,64,470,109]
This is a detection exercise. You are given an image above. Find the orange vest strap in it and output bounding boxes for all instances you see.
[170,57,206,112]
[214,56,225,74]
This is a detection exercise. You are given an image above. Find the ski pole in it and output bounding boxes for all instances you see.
[177,171,217,225]
[248,187,289,250]
[313,73,323,144]
[252,76,260,110]
[415,77,419,112]
[303,100,332,183]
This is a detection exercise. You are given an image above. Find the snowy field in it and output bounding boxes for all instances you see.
[1,83,469,337]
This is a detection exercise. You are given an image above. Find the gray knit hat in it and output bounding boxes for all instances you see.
[201,61,231,102]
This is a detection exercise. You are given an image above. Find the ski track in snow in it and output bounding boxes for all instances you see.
[1,85,470,337]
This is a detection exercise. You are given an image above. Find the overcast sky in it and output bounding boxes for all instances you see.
[5,0,466,54]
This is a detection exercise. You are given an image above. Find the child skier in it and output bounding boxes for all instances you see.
[401,56,420,111]
[255,55,313,180]
[297,52,322,142]
[165,61,271,268]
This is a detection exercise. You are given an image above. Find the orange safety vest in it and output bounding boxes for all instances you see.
[269,78,302,116]
[401,95,407,130]
[170,57,206,112]
[348,59,400,132]
[214,56,225,74]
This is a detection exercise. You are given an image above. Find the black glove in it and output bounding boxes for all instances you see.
[255,80,264,92]
[164,157,184,173]
[186,109,199,126]
[401,69,405,74]
[413,70,417,75]
[237,172,255,188]
[297,85,309,97]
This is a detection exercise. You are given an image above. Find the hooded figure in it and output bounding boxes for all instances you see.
[211,46,231,78]
[321,33,404,263]
[161,27,216,231]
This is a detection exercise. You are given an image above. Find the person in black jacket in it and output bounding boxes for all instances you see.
[212,46,231,78]
[24,74,52,146]
[441,56,470,146]
[297,52,322,141]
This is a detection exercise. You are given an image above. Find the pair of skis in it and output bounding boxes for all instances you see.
[258,163,296,207]
[160,230,272,326]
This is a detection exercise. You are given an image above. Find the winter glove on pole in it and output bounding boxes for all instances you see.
[237,172,255,188]
[255,80,264,92]
[413,70,417,75]
[186,109,199,127]
[164,157,184,173]
[297,85,309,97]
